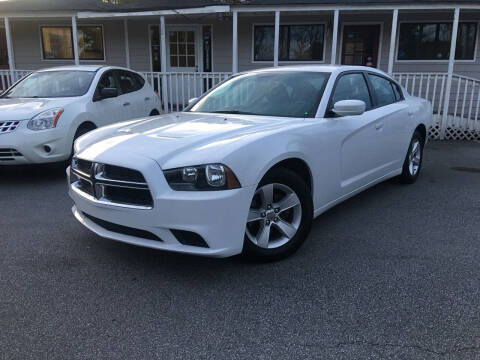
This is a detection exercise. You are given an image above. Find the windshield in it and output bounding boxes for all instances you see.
[2,71,96,98]
[189,71,330,118]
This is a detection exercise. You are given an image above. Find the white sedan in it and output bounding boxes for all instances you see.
[0,65,161,164]
[69,66,432,261]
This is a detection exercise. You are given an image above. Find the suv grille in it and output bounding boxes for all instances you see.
[0,148,23,161]
[70,158,153,209]
[0,121,20,134]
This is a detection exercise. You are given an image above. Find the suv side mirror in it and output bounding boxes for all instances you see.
[332,100,366,117]
[98,87,118,100]
[188,97,198,105]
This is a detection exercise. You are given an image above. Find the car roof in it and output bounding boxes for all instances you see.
[36,65,136,73]
[246,65,389,77]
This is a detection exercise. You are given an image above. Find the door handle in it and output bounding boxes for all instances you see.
[123,102,130,106]
[375,122,384,130]
[145,97,150,101]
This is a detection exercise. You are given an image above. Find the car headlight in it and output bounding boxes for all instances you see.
[27,108,63,131]
[163,164,241,191]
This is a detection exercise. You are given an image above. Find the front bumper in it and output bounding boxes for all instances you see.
[68,159,256,258]
[0,122,71,164]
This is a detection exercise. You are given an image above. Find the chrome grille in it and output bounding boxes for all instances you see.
[0,121,20,134]
[70,157,153,209]
[0,148,23,161]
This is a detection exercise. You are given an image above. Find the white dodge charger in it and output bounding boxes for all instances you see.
[69,66,432,261]
[0,65,160,164]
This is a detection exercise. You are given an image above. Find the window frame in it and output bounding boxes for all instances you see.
[251,22,327,64]
[395,20,479,63]
[325,71,375,118]
[365,72,405,109]
[39,24,106,62]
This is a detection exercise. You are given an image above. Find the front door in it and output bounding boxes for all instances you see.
[341,25,381,68]
[150,25,202,108]
[166,26,200,73]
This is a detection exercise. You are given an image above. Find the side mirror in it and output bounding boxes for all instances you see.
[188,97,198,105]
[99,87,118,100]
[332,100,366,117]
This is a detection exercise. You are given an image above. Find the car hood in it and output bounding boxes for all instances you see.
[0,97,76,121]
[77,112,296,168]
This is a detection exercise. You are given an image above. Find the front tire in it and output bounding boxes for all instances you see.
[243,168,313,261]
[399,130,424,184]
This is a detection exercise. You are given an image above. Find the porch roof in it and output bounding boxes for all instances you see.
[0,0,479,14]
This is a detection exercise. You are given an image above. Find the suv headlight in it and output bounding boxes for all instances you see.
[27,108,63,131]
[163,164,241,191]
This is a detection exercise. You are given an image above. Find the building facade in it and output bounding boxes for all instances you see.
[1,0,480,139]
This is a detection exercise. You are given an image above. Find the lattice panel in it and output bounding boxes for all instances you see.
[428,124,441,140]
[444,127,480,140]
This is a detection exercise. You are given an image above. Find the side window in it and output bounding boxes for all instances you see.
[368,74,396,107]
[98,70,119,91]
[134,73,145,88]
[331,73,372,111]
[391,82,403,101]
[119,71,141,94]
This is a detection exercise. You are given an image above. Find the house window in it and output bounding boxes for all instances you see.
[253,24,325,62]
[41,26,104,60]
[398,22,477,61]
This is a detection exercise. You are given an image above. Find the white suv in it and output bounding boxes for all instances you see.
[0,65,161,164]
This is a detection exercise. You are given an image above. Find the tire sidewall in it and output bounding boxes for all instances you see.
[243,168,313,261]
[401,131,424,183]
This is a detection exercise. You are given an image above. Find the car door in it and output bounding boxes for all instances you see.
[366,73,411,171]
[118,70,146,119]
[326,72,389,195]
[91,70,126,127]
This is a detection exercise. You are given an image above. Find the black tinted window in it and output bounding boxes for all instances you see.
[331,73,372,110]
[392,82,403,101]
[99,70,119,90]
[368,74,396,107]
[119,71,141,94]
[134,73,145,88]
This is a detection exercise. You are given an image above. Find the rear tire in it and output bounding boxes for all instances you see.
[149,109,160,116]
[243,168,313,262]
[399,130,424,184]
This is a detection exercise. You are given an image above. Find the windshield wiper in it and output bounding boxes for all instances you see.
[209,110,257,115]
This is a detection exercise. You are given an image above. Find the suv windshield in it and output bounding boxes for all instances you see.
[189,71,330,118]
[2,71,96,98]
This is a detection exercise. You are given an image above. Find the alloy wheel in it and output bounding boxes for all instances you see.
[245,183,302,249]
[408,139,422,176]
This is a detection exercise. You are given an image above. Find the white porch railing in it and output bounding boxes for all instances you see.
[393,72,480,140]
[0,69,479,140]
[140,71,231,113]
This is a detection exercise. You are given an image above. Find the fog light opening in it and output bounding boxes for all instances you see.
[43,145,52,154]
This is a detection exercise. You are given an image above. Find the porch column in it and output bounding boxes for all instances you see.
[441,8,460,139]
[330,10,339,64]
[160,16,168,112]
[387,9,398,74]
[273,11,280,67]
[232,11,238,73]
[71,16,80,65]
[124,19,130,68]
[3,17,15,76]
